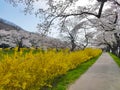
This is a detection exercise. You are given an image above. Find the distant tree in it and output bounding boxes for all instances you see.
[0,30,16,49]
[29,33,42,49]
[59,16,95,51]
[12,30,31,51]
[5,0,120,54]
[90,8,120,56]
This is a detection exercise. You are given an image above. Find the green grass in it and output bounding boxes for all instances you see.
[0,49,41,59]
[109,53,120,67]
[46,55,101,90]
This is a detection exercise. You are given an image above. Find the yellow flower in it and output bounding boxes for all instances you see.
[0,47,102,90]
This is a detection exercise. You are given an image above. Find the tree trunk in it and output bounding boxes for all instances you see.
[18,41,23,52]
[70,43,76,51]
[111,47,118,56]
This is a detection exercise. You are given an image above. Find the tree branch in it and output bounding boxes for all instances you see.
[59,12,98,17]
[97,1,105,18]
[114,12,118,24]
[114,1,120,6]
[59,1,106,18]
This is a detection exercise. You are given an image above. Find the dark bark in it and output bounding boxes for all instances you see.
[114,1,120,6]
[70,42,76,51]
[18,41,23,52]
[97,0,107,2]
[111,47,117,55]
[97,1,106,18]
[17,37,24,52]
[68,32,76,51]
[60,0,106,18]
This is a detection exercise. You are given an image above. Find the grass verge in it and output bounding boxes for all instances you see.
[47,55,101,90]
[109,53,120,67]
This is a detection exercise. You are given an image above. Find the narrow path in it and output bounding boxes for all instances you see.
[68,53,120,90]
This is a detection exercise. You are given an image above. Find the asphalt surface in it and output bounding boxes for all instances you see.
[68,53,120,90]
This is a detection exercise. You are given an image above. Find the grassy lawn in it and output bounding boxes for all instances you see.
[109,53,120,67]
[47,55,101,90]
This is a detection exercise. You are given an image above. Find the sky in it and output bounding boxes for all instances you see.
[0,0,91,33]
[0,0,39,32]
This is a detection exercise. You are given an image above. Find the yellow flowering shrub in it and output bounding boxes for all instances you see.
[0,48,102,90]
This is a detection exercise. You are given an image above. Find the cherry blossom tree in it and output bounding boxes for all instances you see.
[11,30,32,51]
[4,0,120,54]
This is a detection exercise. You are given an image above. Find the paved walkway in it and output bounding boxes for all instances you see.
[68,53,120,90]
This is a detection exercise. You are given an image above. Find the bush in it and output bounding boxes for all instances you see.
[0,48,102,90]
